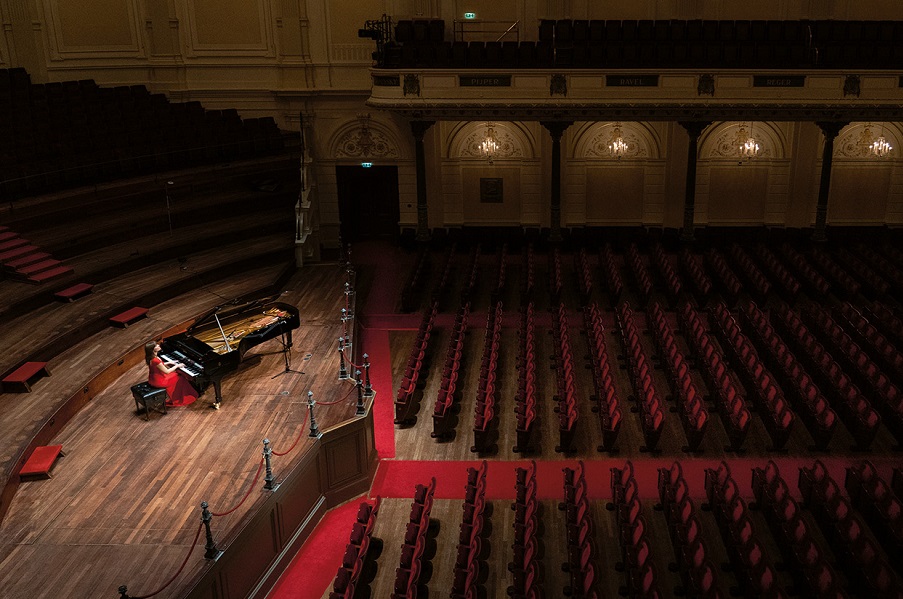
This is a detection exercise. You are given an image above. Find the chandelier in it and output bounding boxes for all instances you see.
[608,123,628,159]
[858,123,893,158]
[737,122,759,161]
[480,123,499,164]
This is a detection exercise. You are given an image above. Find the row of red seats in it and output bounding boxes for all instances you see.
[584,303,622,452]
[431,244,458,304]
[804,304,903,442]
[473,301,503,453]
[452,462,489,599]
[400,246,430,312]
[575,247,593,301]
[706,248,742,305]
[727,243,771,301]
[626,243,653,306]
[510,461,542,599]
[647,302,708,451]
[838,302,903,383]
[552,303,579,453]
[650,243,682,305]
[330,497,382,599]
[395,301,439,424]
[522,243,536,298]
[709,302,794,450]
[515,302,539,453]
[796,461,903,597]
[835,247,889,299]
[550,247,564,302]
[773,303,881,449]
[616,303,664,452]
[750,461,845,598]
[752,244,800,301]
[459,244,482,304]
[610,461,662,598]
[561,461,599,598]
[740,302,837,450]
[702,462,786,598]
[600,243,624,305]
[844,460,903,565]
[393,478,438,599]
[808,247,860,298]
[656,462,722,598]
[865,301,903,348]
[679,303,751,450]
[432,302,470,439]
[680,249,713,302]
[494,243,509,299]
[854,244,903,292]
[779,243,831,296]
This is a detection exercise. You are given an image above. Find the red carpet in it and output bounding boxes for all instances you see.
[359,326,395,458]
[266,495,366,599]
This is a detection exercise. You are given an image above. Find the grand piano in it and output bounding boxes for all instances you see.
[159,294,301,408]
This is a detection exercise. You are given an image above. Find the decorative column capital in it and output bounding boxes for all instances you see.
[410,120,434,141]
[815,121,848,139]
[541,120,573,140]
[678,121,712,139]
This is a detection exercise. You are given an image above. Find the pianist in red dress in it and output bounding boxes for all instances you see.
[145,341,199,407]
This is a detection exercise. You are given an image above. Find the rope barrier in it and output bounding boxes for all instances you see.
[129,521,204,598]
[316,381,359,406]
[211,458,266,518]
[272,410,311,457]
[339,346,364,370]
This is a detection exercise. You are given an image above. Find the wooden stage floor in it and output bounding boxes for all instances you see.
[0,262,361,599]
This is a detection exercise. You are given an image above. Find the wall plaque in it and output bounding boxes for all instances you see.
[480,178,503,203]
[373,75,400,86]
[606,75,659,87]
[460,75,511,87]
[753,75,806,87]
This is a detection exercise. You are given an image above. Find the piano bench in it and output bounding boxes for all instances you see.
[110,306,149,328]
[20,445,65,480]
[131,382,168,420]
[2,361,51,393]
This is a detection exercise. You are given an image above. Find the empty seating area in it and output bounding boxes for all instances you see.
[377,19,903,69]
[330,498,382,599]
[0,69,289,199]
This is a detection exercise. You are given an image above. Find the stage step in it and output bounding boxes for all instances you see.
[3,252,52,271]
[28,265,74,284]
[0,244,39,263]
[16,258,62,276]
[0,237,29,252]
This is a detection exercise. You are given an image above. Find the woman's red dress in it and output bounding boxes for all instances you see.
[149,357,199,406]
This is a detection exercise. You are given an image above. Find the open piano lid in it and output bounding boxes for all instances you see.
[185,293,300,356]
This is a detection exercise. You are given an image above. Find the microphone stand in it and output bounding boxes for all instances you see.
[272,329,303,378]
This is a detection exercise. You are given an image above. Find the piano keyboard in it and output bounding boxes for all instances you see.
[160,351,202,377]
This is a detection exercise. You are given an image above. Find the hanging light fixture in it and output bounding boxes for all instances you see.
[480,123,499,164]
[608,123,628,160]
[737,122,759,161]
[871,126,893,158]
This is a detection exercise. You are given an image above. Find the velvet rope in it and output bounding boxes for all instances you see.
[272,410,311,457]
[211,457,265,517]
[315,379,358,406]
[340,346,364,370]
[131,521,204,598]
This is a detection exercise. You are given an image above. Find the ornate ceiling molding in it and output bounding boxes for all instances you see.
[700,121,784,160]
[332,114,400,159]
[572,122,658,160]
[448,121,534,160]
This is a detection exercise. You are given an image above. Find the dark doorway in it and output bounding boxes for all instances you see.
[336,165,400,242]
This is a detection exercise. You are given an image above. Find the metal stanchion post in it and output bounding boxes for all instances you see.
[338,336,348,379]
[308,391,320,437]
[363,353,373,397]
[201,501,221,559]
[263,439,276,491]
[355,369,365,415]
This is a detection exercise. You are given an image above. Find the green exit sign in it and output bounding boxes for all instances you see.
[464,12,476,19]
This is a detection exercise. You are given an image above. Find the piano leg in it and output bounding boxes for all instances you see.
[212,380,224,410]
